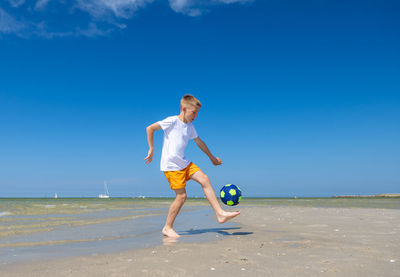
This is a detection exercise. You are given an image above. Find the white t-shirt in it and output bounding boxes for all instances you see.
[158,115,198,171]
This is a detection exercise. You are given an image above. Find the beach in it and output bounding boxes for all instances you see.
[1,199,399,276]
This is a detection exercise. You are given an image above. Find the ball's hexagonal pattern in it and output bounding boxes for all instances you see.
[219,184,242,206]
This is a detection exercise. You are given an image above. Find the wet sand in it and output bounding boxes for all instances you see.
[2,206,399,276]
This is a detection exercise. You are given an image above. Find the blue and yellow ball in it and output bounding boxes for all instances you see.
[220,184,242,206]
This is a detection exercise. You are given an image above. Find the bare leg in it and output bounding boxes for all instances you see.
[190,171,240,223]
[162,188,187,238]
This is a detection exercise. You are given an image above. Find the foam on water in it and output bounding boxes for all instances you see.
[0,211,12,217]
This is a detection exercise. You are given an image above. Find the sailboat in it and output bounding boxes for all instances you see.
[54,193,58,199]
[99,181,110,199]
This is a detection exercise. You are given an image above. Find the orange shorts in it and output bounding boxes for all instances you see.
[163,162,201,190]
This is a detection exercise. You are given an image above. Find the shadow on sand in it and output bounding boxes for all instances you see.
[162,227,253,245]
[181,227,253,236]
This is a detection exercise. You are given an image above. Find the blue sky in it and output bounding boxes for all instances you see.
[1,0,399,197]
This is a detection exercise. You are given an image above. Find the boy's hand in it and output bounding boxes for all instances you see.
[144,149,154,164]
[211,156,222,166]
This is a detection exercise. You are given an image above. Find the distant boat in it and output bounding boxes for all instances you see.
[99,181,110,199]
[54,193,58,199]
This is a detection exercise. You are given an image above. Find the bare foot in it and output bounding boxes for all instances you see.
[217,210,240,224]
[162,226,180,238]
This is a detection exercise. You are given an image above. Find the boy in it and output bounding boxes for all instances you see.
[144,94,240,238]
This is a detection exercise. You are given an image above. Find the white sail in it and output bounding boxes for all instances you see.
[99,181,110,198]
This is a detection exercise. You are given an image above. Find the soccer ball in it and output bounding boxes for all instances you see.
[220,184,242,206]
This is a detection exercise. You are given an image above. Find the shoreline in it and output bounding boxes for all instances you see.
[2,205,399,277]
[332,194,400,198]
[2,194,400,198]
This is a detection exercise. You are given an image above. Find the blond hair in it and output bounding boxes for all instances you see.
[180,94,202,110]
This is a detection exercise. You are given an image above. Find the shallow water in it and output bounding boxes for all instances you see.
[0,198,234,266]
[1,197,399,266]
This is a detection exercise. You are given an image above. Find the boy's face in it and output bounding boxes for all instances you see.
[184,106,199,122]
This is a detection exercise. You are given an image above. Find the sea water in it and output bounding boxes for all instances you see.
[1,197,399,266]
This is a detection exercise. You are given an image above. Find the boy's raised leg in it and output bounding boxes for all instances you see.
[190,171,240,223]
[162,188,187,238]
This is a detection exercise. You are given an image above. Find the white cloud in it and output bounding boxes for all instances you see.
[168,0,252,16]
[0,8,25,34]
[35,0,52,11]
[75,0,153,19]
[75,22,113,37]
[1,0,254,38]
[168,0,203,16]
[8,0,25,8]
[33,21,74,38]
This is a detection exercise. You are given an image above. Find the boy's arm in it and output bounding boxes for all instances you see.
[144,122,162,164]
[193,137,222,166]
